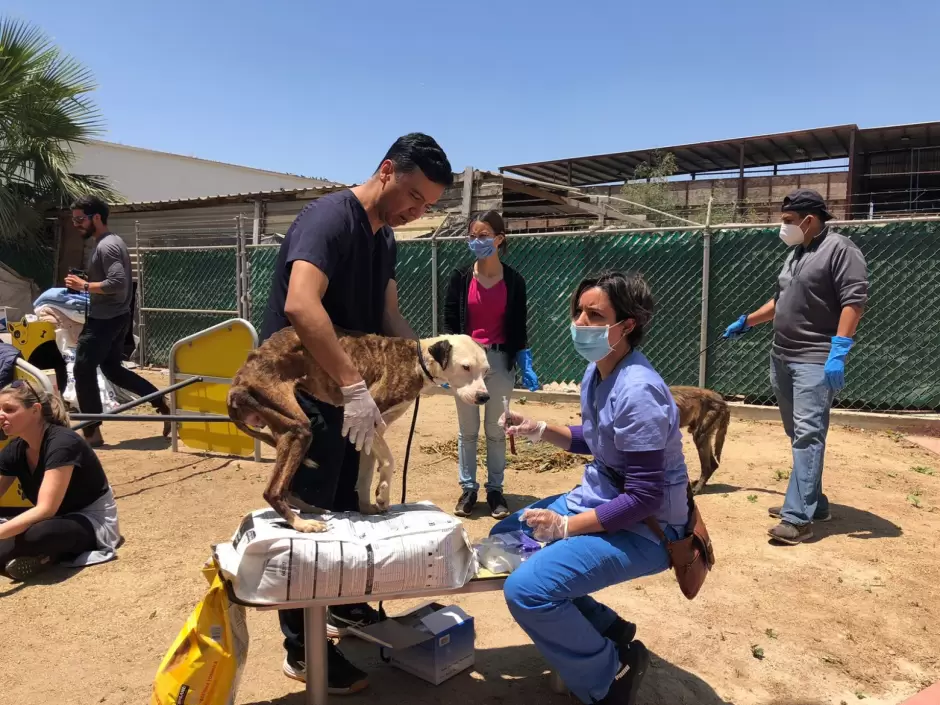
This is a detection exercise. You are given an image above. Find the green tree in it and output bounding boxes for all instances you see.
[0,17,115,247]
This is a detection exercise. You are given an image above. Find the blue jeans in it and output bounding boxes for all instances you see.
[770,356,835,526]
[456,349,515,492]
[490,494,678,704]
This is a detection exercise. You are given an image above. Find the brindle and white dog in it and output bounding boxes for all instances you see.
[227,328,489,533]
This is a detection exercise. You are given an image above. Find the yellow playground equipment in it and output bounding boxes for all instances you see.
[169,319,260,460]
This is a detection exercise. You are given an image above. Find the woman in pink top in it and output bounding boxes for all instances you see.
[443,211,539,518]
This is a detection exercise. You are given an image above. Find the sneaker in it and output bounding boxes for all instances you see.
[155,402,172,438]
[454,490,477,518]
[83,428,104,448]
[768,505,831,522]
[767,521,813,545]
[602,617,638,648]
[487,490,510,519]
[5,556,51,582]
[599,640,650,704]
[282,641,369,694]
[327,603,382,639]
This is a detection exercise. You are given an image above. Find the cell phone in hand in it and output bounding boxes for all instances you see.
[67,268,87,293]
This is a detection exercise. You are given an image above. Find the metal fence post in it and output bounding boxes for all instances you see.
[698,198,713,388]
[430,228,439,337]
[235,215,246,319]
[135,221,147,367]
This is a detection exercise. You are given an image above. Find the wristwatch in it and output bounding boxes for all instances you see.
[83,282,89,293]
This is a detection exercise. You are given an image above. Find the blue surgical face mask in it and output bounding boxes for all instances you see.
[468,237,496,259]
[570,322,624,362]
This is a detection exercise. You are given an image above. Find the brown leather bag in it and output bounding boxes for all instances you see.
[644,486,715,600]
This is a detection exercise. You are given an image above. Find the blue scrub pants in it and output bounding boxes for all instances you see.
[490,493,679,703]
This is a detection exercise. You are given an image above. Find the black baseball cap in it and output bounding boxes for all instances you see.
[781,189,833,222]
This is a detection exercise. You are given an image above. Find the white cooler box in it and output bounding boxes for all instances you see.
[215,502,478,606]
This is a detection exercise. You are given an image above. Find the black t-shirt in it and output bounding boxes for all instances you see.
[261,190,398,342]
[0,425,110,514]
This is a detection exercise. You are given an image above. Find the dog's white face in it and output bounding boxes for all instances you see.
[425,335,490,405]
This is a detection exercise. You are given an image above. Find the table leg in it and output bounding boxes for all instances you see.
[304,606,328,705]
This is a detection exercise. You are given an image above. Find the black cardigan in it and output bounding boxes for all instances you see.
[442,263,528,371]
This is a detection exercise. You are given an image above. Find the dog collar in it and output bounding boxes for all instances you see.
[416,341,436,382]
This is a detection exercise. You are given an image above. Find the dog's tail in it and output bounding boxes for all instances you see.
[713,403,731,462]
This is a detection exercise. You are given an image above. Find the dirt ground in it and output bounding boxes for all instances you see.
[1,372,938,705]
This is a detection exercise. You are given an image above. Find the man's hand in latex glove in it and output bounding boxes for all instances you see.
[499,409,546,443]
[824,336,854,392]
[523,509,569,542]
[340,381,386,455]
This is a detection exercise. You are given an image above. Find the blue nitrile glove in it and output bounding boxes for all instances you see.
[516,349,540,392]
[723,314,752,340]
[824,336,854,392]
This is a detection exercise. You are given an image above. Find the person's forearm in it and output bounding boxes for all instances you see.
[86,281,107,295]
[541,423,573,450]
[383,310,417,340]
[565,509,603,536]
[837,305,864,338]
[0,506,53,540]
[287,302,362,387]
[746,298,776,326]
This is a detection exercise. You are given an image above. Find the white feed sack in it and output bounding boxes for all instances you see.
[215,502,478,606]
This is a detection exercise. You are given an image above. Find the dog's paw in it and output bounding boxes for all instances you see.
[375,481,391,511]
[358,501,381,515]
[292,517,328,533]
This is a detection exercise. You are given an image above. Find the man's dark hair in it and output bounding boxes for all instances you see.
[472,210,508,254]
[379,133,454,187]
[70,195,110,224]
[570,270,655,348]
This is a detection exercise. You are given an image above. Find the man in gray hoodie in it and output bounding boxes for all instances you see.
[65,196,169,446]
[723,190,869,544]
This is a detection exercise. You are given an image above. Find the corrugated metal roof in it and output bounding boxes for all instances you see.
[109,183,349,213]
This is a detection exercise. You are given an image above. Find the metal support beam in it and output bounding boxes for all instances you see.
[737,143,746,217]
[845,128,858,219]
[252,199,262,245]
[71,376,204,432]
[507,180,648,226]
[70,413,231,423]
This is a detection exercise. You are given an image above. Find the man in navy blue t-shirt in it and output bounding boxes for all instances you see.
[261,133,453,693]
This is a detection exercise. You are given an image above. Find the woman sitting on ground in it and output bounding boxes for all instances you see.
[0,380,120,582]
[491,271,690,705]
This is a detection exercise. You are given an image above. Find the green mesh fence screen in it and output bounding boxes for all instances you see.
[143,220,940,412]
[139,248,239,366]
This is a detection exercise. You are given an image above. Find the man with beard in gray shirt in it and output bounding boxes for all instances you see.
[723,190,868,545]
[65,196,170,447]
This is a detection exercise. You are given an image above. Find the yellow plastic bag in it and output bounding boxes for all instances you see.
[150,561,249,705]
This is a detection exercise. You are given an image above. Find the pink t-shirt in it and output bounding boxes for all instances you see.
[466,277,507,345]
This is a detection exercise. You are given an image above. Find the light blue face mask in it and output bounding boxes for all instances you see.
[468,237,496,259]
[570,322,625,362]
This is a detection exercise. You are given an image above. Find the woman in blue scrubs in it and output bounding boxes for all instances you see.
[494,271,690,705]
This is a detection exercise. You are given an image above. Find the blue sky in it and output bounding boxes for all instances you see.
[5,0,940,185]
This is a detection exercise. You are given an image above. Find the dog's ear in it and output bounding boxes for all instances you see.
[428,340,452,370]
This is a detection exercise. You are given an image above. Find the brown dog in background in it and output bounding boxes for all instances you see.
[670,386,730,495]
[227,327,490,533]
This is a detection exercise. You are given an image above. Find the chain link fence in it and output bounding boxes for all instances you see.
[136,217,245,366]
[138,215,940,413]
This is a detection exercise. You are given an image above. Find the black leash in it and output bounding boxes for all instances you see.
[400,396,419,504]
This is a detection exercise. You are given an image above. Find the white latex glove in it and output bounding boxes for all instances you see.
[340,381,386,456]
[499,409,547,443]
[523,509,569,542]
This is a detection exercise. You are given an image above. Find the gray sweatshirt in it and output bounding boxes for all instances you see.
[87,233,133,320]
[773,228,869,364]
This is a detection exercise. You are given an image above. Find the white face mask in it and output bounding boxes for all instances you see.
[779,219,806,246]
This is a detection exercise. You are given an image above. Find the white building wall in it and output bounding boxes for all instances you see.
[71,140,333,203]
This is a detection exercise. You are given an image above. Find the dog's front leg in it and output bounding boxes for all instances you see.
[356,450,381,515]
[370,433,395,512]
